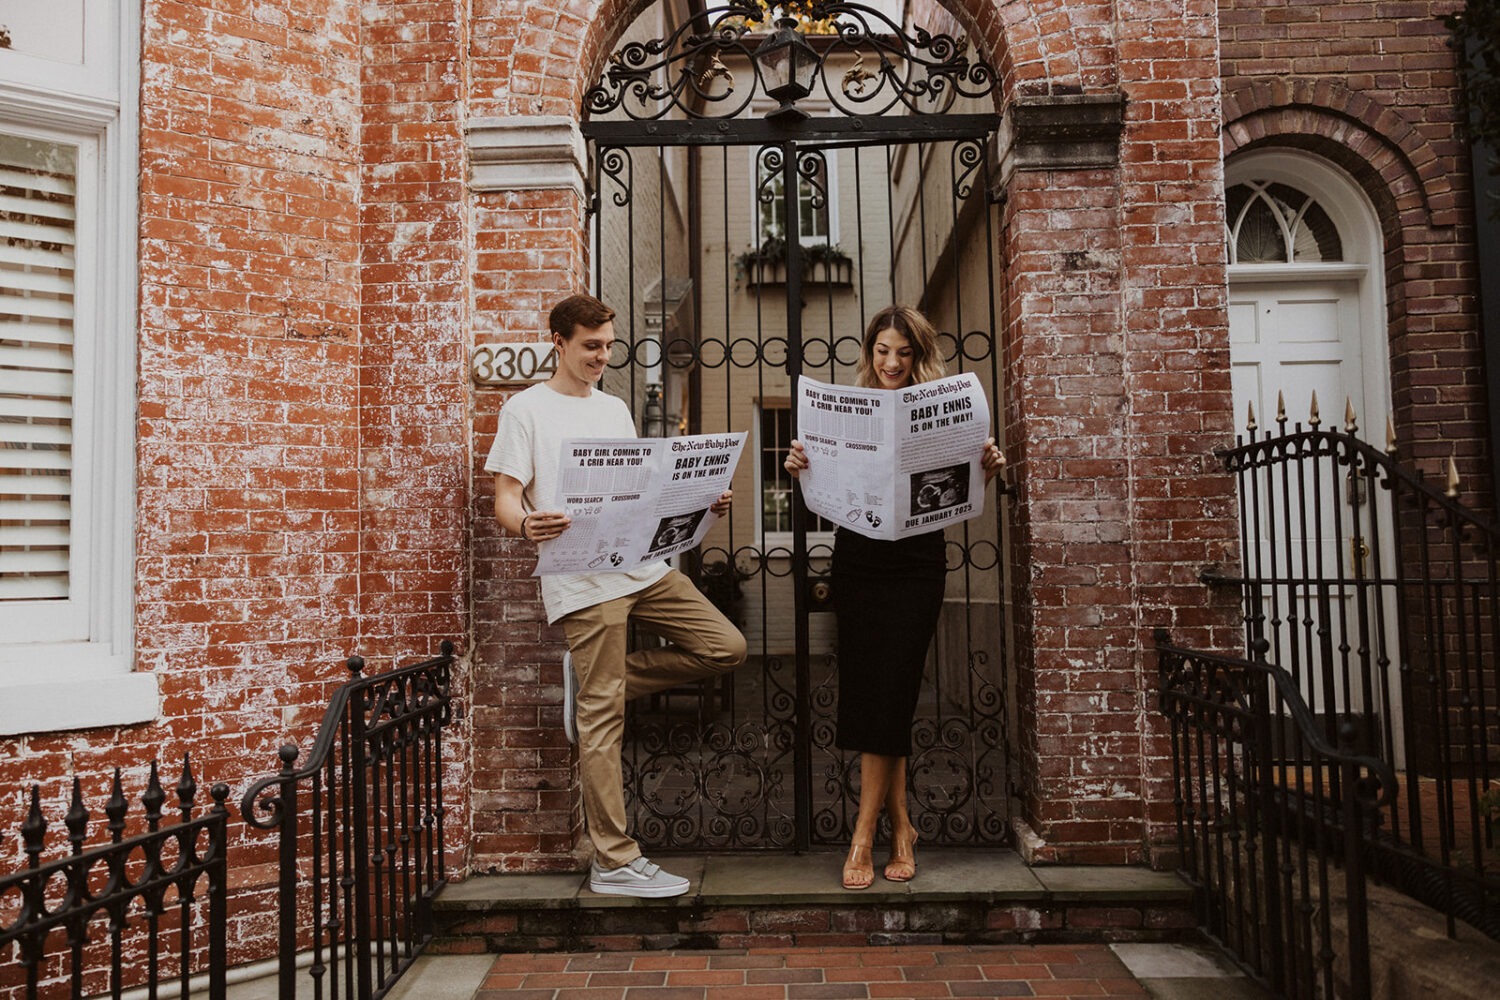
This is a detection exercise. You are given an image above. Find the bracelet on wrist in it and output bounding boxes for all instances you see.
[520,512,532,539]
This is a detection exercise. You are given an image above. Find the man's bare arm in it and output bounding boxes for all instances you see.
[495,473,571,541]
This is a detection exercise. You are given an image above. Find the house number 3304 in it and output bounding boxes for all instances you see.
[471,342,558,385]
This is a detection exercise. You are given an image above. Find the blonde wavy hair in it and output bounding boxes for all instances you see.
[854,305,946,388]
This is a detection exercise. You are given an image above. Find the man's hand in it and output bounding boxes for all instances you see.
[521,509,571,541]
[710,490,733,517]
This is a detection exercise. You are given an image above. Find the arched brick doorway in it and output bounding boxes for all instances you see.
[465,0,1237,870]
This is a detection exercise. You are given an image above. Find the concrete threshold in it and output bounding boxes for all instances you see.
[432,849,1197,953]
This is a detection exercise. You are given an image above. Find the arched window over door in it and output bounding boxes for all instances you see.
[1227,180,1344,264]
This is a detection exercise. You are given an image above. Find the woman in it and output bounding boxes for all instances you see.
[785,305,1004,889]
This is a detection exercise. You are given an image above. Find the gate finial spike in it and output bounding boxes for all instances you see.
[1246,400,1257,432]
[1276,390,1287,425]
[65,776,88,855]
[1309,390,1321,427]
[1344,397,1358,434]
[142,760,165,832]
[1447,456,1461,498]
[1386,415,1397,454]
[21,786,45,867]
[105,768,127,843]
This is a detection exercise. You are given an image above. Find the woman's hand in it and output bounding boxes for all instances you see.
[520,509,571,542]
[784,439,809,480]
[710,490,733,516]
[981,437,1005,483]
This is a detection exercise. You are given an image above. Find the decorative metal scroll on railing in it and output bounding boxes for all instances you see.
[583,1,997,122]
[0,760,229,1000]
[241,642,455,1000]
[1203,393,1500,943]
[1156,632,1396,1000]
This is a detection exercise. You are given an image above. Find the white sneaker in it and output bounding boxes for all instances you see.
[588,857,690,898]
[562,651,578,745]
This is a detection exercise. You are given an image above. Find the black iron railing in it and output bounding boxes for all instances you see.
[1202,409,1499,941]
[241,642,455,1000]
[1164,407,1500,995]
[1157,633,1396,998]
[0,759,229,1000]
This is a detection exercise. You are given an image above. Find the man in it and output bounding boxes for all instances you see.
[486,293,747,898]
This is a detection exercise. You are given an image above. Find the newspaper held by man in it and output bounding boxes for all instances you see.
[795,372,990,541]
[533,432,747,575]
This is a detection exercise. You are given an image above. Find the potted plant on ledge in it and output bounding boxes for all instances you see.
[735,235,855,288]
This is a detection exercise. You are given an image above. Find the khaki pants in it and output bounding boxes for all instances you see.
[560,568,747,869]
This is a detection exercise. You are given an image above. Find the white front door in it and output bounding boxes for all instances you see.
[1228,274,1404,765]
[1229,278,1365,431]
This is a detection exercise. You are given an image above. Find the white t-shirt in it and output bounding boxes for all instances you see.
[485,381,669,623]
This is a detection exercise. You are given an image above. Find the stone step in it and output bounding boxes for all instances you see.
[431,849,1197,953]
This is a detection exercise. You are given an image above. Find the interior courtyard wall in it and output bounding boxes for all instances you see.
[691,95,891,658]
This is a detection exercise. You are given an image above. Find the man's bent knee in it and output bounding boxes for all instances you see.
[715,631,748,671]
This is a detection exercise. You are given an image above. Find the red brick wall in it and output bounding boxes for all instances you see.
[467,189,590,871]
[991,0,1239,864]
[3,0,472,979]
[359,0,473,856]
[1219,0,1488,495]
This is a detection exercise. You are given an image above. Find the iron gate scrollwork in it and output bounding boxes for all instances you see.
[582,1,1013,851]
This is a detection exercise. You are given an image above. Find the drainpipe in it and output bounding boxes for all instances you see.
[1461,26,1500,492]
[1473,137,1500,488]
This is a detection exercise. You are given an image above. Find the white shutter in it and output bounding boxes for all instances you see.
[0,135,77,602]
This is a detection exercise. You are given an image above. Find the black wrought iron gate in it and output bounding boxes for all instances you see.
[581,2,1012,851]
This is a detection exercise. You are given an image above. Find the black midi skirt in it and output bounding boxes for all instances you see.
[832,526,947,757]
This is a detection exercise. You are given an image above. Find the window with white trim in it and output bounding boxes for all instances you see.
[752,146,838,247]
[757,403,833,544]
[0,1,153,733]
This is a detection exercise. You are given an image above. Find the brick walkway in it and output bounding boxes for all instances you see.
[474,944,1149,998]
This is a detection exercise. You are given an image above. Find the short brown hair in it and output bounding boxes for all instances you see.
[549,294,616,339]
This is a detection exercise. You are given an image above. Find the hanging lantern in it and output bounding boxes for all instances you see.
[754,16,818,121]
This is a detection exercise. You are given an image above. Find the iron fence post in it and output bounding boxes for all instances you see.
[275,745,300,1000]
[351,685,374,1000]
[1339,729,1373,999]
[209,784,229,1000]
[783,135,813,853]
[1249,646,1285,990]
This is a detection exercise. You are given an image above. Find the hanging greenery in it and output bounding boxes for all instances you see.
[1447,0,1500,215]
